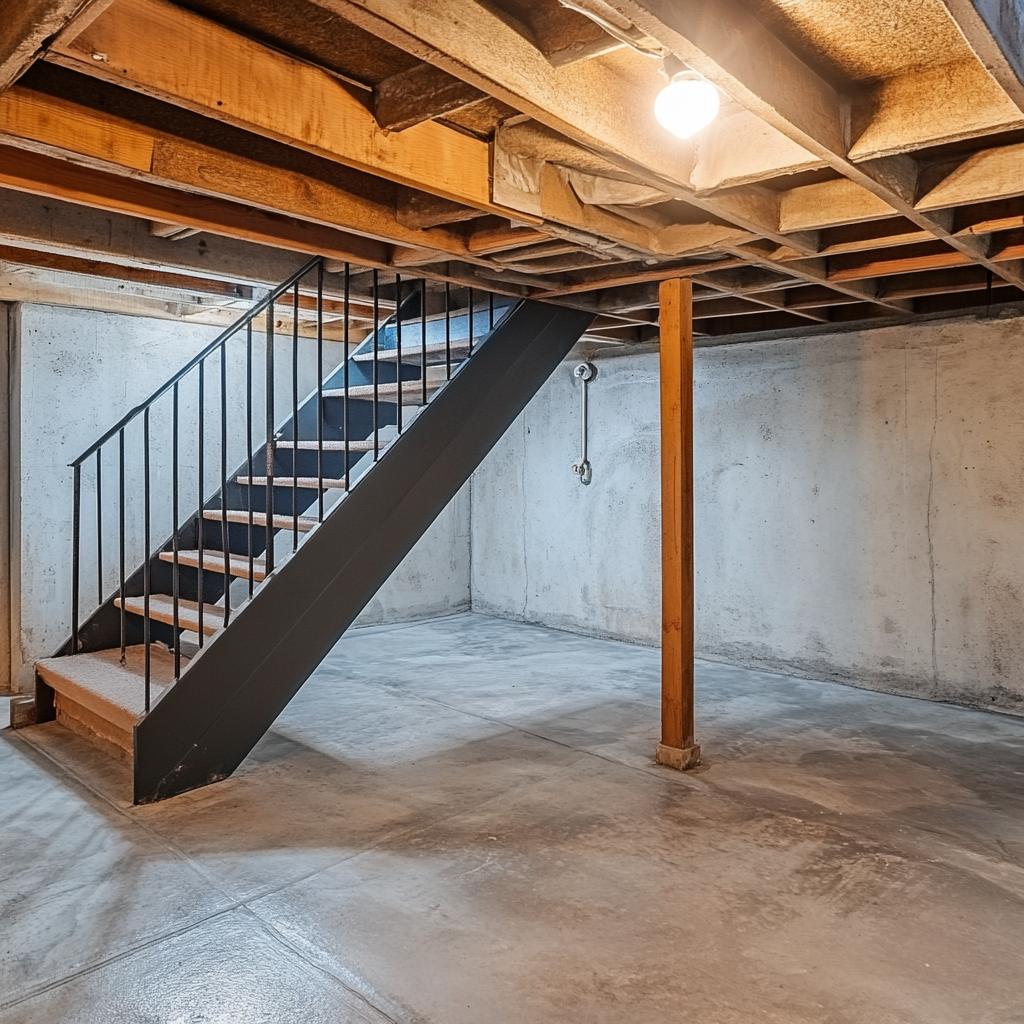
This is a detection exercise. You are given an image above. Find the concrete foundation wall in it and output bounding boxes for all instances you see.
[0,306,10,693]
[471,314,1024,714]
[9,304,469,691]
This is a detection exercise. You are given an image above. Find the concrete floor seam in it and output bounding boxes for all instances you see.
[236,905,401,1024]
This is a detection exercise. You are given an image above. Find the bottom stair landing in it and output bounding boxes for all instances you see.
[35,646,183,760]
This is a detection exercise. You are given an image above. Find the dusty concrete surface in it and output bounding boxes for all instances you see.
[472,316,1024,712]
[8,304,469,691]
[3,613,1023,1023]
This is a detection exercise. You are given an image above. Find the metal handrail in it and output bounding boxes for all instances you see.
[66,260,507,716]
[69,255,323,468]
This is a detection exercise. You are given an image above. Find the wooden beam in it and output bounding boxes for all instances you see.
[879,266,994,300]
[729,244,912,313]
[826,235,1024,282]
[954,201,1024,236]
[0,188,349,292]
[536,258,747,297]
[48,0,502,212]
[815,220,933,257]
[313,0,814,247]
[46,0,718,250]
[828,243,972,282]
[0,271,252,327]
[374,62,484,132]
[937,0,1024,112]
[0,87,478,259]
[656,277,700,771]
[780,142,1024,235]
[0,243,253,298]
[0,143,396,266]
[0,0,111,92]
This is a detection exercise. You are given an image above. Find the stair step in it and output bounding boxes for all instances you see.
[236,475,347,489]
[117,594,224,636]
[274,438,378,453]
[159,549,267,582]
[203,508,318,532]
[324,379,443,405]
[352,339,470,364]
[36,645,182,751]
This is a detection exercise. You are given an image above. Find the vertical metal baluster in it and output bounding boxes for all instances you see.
[71,463,80,655]
[197,361,205,647]
[265,300,275,574]
[420,279,427,406]
[118,429,126,662]
[395,273,403,429]
[221,342,230,627]
[372,269,380,461]
[172,382,180,679]
[343,264,350,491]
[444,281,451,380]
[95,449,103,605]
[291,283,299,551]
[143,407,151,711]
[468,287,475,357]
[246,322,254,596]
[316,260,325,518]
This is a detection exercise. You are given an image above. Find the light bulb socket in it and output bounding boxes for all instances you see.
[661,54,687,80]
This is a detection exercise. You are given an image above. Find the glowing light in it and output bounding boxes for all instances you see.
[654,71,720,139]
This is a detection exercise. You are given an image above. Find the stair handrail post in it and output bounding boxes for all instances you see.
[71,463,81,655]
[264,295,276,576]
[316,261,325,520]
[343,263,350,491]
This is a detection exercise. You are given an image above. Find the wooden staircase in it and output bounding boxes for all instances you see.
[31,258,593,802]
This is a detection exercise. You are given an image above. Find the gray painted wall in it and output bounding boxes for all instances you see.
[9,303,469,691]
[471,314,1024,714]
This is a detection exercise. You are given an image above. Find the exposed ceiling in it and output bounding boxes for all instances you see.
[0,0,1023,347]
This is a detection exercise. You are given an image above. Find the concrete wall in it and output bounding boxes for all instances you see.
[471,313,1024,714]
[9,304,469,691]
[0,306,10,693]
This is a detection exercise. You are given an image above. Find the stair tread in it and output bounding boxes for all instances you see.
[159,549,267,582]
[352,339,470,363]
[237,475,347,489]
[203,508,318,532]
[117,594,224,636]
[274,438,377,452]
[325,366,449,403]
[36,645,181,731]
[324,379,442,403]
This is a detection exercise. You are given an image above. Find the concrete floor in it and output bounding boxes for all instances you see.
[2,613,1023,1023]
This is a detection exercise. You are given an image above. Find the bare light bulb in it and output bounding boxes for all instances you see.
[654,70,720,139]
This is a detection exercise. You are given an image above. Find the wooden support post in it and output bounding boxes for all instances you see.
[656,278,701,771]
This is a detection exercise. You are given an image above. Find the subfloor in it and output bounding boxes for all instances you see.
[3,613,1024,1023]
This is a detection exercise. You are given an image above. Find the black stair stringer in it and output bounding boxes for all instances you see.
[132,301,593,802]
